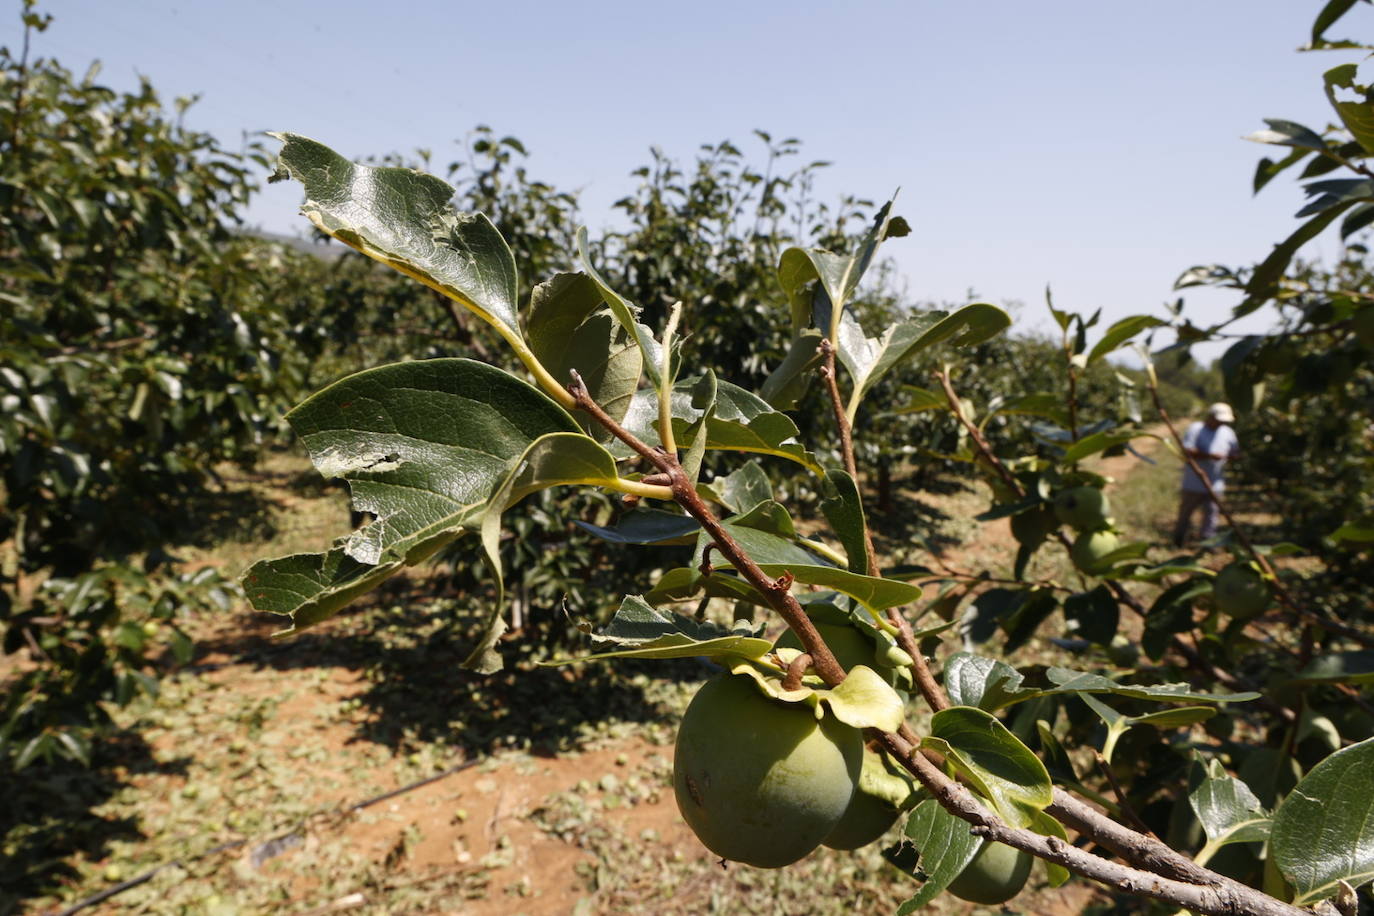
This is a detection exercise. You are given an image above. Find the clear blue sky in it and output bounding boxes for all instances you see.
[26,1,1374,357]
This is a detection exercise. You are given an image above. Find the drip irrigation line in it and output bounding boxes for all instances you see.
[48,755,484,916]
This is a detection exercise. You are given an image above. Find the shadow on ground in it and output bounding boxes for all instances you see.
[194,576,705,759]
[0,733,189,912]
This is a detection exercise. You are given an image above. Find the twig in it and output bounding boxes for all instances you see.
[571,371,1301,915]
[567,372,847,684]
[1093,750,1156,839]
[822,340,945,711]
[875,731,1307,916]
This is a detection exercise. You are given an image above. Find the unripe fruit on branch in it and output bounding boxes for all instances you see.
[775,621,907,685]
[673,673,862,867]
[822,747,914,850]
[1213,562,1271,620]
[946,840,1033,904]
[1071,529,1120,575]
[1053,487,1110,532]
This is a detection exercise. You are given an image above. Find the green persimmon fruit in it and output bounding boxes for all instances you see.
[823,748,913,850]
[673,673,862,867]
[1053,486,1111,532]
[1071,529,1120,575]
[946,839,1033,905]
[1011,504,1059,545]
[1213,562,1271,619]
[775,622,878,672]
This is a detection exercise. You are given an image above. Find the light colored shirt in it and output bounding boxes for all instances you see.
[1181,421,1239,493]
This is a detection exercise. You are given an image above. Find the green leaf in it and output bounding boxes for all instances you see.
[575,227,665,389]
[469,431,630,670]
[943,652,1026,711]
[942,656,1258,712]
[1271,737,1374,905]
[1324,64,1374,155]
[895,799,983,913]
[729,499,797,540]
[1329,521,1374,544]
[268,135,564,398]
[1086,315,1165,365]
[240,358,577,636]
[820,468,872,574]
[574,508,700,545]
[924,706,1052,827]
[759,329,823,409]
[837,304,1011,421]
[823,666,905,731]
[1254,148,1313,194]
[894,385,948,414]
[1287,651,1374,686]
[1312,0,1363,44]
[989,392,1071,426]
[778,200,904,338]
[702,460,773,514]
[611,378,820,473]
[1245,119,1328,151]
[1189,758,1272,850]
[1042,668,1258,705]
[527,272,642,437]
[752,563,921,614]
[1238,202,1361,317]
[644,567,765,606]
[546,595,772,663]
[1062,428,1155,463]
[778,245,850,336]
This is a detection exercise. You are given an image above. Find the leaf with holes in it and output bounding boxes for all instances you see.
[240,359,579,663]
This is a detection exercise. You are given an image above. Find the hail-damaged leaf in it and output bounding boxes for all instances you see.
[543,595,772,665]
[240,359,580,668]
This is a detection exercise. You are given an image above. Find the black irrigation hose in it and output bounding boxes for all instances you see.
[49,756,485,916]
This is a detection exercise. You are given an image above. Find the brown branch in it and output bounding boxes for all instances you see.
[1146,378,1373,649]
[818,338,879,576]
[572,371,1307,915]
[935,369,1027,499]
[568,372,846,685]
[877,732,1308,916]
[822,341,946,711]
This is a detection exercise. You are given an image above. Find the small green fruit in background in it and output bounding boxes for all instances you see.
[673,673,862,868]
[141,620,160,637]
[1071,529,1120,575]
[103,864,123,882]
[1054,486,1110,531]
[1213,562,1271,619]
[946,840,1033,904]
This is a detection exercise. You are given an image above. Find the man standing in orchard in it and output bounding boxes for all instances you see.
[1172,402,1240,546]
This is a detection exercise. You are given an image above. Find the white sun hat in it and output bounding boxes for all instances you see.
[1207,402,1235,423]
